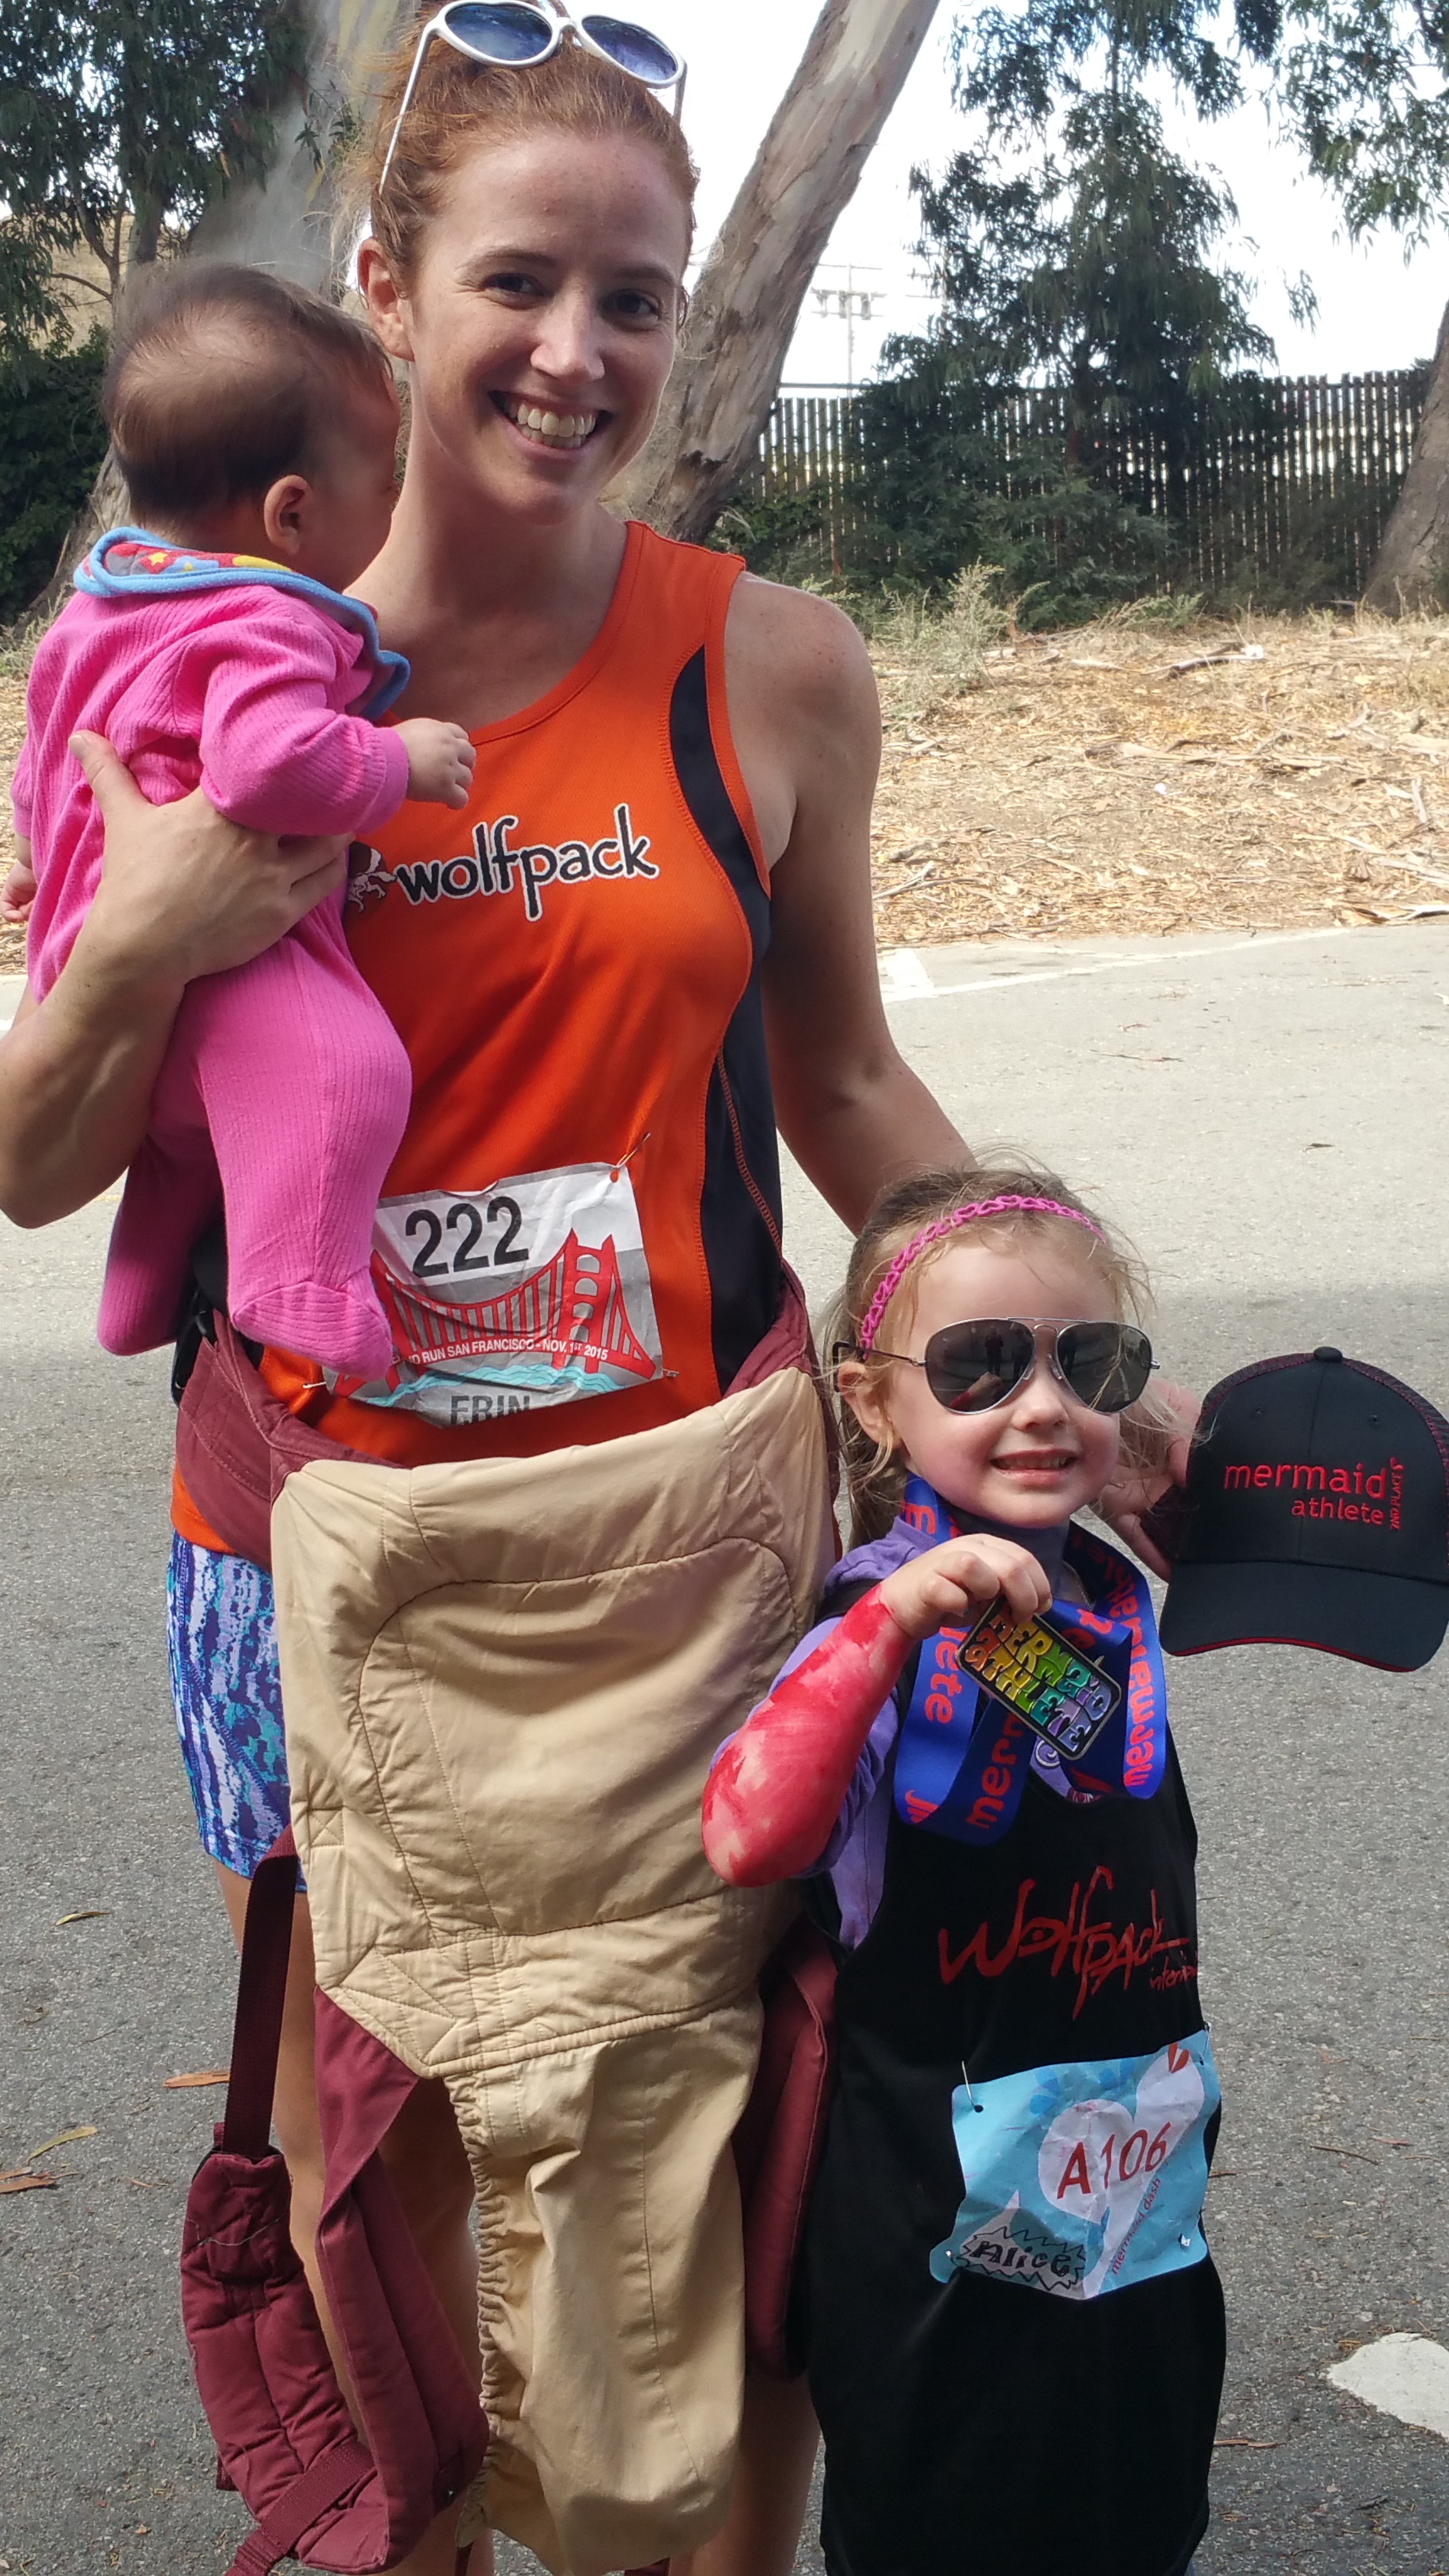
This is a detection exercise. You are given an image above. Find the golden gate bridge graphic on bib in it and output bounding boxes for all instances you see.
[353,1163,665,1423]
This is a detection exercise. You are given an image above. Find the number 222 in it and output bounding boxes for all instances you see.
[405,1197,530,1279]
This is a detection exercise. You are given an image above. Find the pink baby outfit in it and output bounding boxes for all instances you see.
[15,532,416,1378]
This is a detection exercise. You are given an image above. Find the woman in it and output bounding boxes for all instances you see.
[0,19,1180,2573]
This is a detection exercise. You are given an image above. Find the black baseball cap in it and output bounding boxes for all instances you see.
[1159,1348,1449,1671]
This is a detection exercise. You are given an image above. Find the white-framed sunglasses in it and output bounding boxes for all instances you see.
[378,0,688,194]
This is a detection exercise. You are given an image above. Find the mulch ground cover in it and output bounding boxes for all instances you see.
[6,606,1449,978]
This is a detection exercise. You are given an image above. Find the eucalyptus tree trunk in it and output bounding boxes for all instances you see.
[186,0,407,287]
[1363,297,1449,613]
[617,0,941,541]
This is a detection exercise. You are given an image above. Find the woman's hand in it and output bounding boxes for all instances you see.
[0,737,350,1227]
[1095,1379,1201,1578]
[70,733,349,989]
[880,1534,1053,1643]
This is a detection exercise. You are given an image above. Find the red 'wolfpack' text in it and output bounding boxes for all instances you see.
[938,1865,1197,2017]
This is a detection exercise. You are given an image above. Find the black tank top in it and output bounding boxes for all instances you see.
[803,1736,1224,2576]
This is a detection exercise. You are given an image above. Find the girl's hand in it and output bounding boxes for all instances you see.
[70,732,350,991]
[880,1535,1053,1643]
[1095,1379,1201,1578]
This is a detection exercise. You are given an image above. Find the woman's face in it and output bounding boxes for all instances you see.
[361,129,689,522]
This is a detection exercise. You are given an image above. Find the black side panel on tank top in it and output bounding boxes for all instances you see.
[668,646,785,1387]
[805,1747,1224,2576]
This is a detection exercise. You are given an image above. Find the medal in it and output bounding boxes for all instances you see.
[893,1477,1168,1845]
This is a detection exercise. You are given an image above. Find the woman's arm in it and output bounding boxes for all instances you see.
[726,579,968,1229]
[0,734,349,1226]
[725,580,1193,1575]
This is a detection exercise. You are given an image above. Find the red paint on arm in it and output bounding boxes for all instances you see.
[702,1589,915,1888]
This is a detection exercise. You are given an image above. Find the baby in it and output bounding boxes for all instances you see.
[10,261,476,1377]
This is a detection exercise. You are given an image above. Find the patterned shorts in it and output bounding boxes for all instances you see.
[166,1533,291,1879]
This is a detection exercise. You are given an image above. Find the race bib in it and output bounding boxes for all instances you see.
[929,2031,1220,2301]
[344,1163,664,1425]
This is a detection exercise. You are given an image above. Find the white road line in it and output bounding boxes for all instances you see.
[878,924,1361,1004]
[1328,2332,1449,2439]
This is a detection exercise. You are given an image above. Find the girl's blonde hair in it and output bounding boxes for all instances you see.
[348,10,698,289]
[834,1160,1169,1544]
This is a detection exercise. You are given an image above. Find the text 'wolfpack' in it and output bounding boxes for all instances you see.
[392,805,658,924]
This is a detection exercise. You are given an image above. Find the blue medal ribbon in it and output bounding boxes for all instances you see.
[893,1476,1167,1846]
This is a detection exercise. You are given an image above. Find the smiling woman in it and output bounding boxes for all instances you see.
[0,15,985,2576]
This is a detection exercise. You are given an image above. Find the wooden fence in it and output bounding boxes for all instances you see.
[743,370,1430,591]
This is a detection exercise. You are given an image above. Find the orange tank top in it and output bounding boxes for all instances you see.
[256,522,785,1471]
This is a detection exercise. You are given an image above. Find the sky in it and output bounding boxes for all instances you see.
[644,0,1449,390]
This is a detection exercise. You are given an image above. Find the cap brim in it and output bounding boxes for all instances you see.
[1160,1558,1449,1672]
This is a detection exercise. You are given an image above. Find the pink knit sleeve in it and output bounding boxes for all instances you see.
[11,729,35,838]
[189,597,411,838]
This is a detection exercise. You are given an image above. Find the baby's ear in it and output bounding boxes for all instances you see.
[260,473,312,561]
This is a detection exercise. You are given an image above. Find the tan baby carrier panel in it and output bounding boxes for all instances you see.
[270,1368,834,2576]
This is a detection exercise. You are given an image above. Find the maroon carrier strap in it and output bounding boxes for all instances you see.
[181,1831,488,2576]
[732,1915,838,2378]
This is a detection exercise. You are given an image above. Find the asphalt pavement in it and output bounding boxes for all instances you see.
[3,918,1449,2574]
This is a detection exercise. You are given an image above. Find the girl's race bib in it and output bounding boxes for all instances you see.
[929,2031,1220,2301]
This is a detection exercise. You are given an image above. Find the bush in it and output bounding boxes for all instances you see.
[0,333,108,623]
[977,470,1179,628]
[852,565,1007,693]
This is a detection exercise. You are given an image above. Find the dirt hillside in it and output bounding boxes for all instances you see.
[5,606,1449,976]
[869,608,1449,947]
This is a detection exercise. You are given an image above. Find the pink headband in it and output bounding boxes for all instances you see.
[856,1197,1106,1353]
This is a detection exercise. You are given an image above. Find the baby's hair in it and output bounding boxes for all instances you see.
[350,13,697,289]
[833,1160,1165,1544]
[104,262,396,530]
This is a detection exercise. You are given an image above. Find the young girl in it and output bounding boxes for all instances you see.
[704,1166,1223,2576]
[10,261,476,1377]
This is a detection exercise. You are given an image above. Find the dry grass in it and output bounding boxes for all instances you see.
[868,597,1449,947]
[6,596,1449,975]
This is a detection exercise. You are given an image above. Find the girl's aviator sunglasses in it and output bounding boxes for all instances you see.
[378,0,687,193]
[834,1319,1155,1417]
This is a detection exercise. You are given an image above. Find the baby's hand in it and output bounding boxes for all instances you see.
[396,718,477,810]
[880,1534,1052,1643]
[2,853,38,926]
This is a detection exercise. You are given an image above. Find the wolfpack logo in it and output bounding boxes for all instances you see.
[387,803,659,925]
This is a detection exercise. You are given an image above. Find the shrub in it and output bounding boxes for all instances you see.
[0,333,108,623]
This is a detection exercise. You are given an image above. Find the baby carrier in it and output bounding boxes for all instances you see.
[176,1294,837,2576]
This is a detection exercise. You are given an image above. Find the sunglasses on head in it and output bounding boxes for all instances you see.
[834,1318,1155,1417]
[379,0,687,195]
